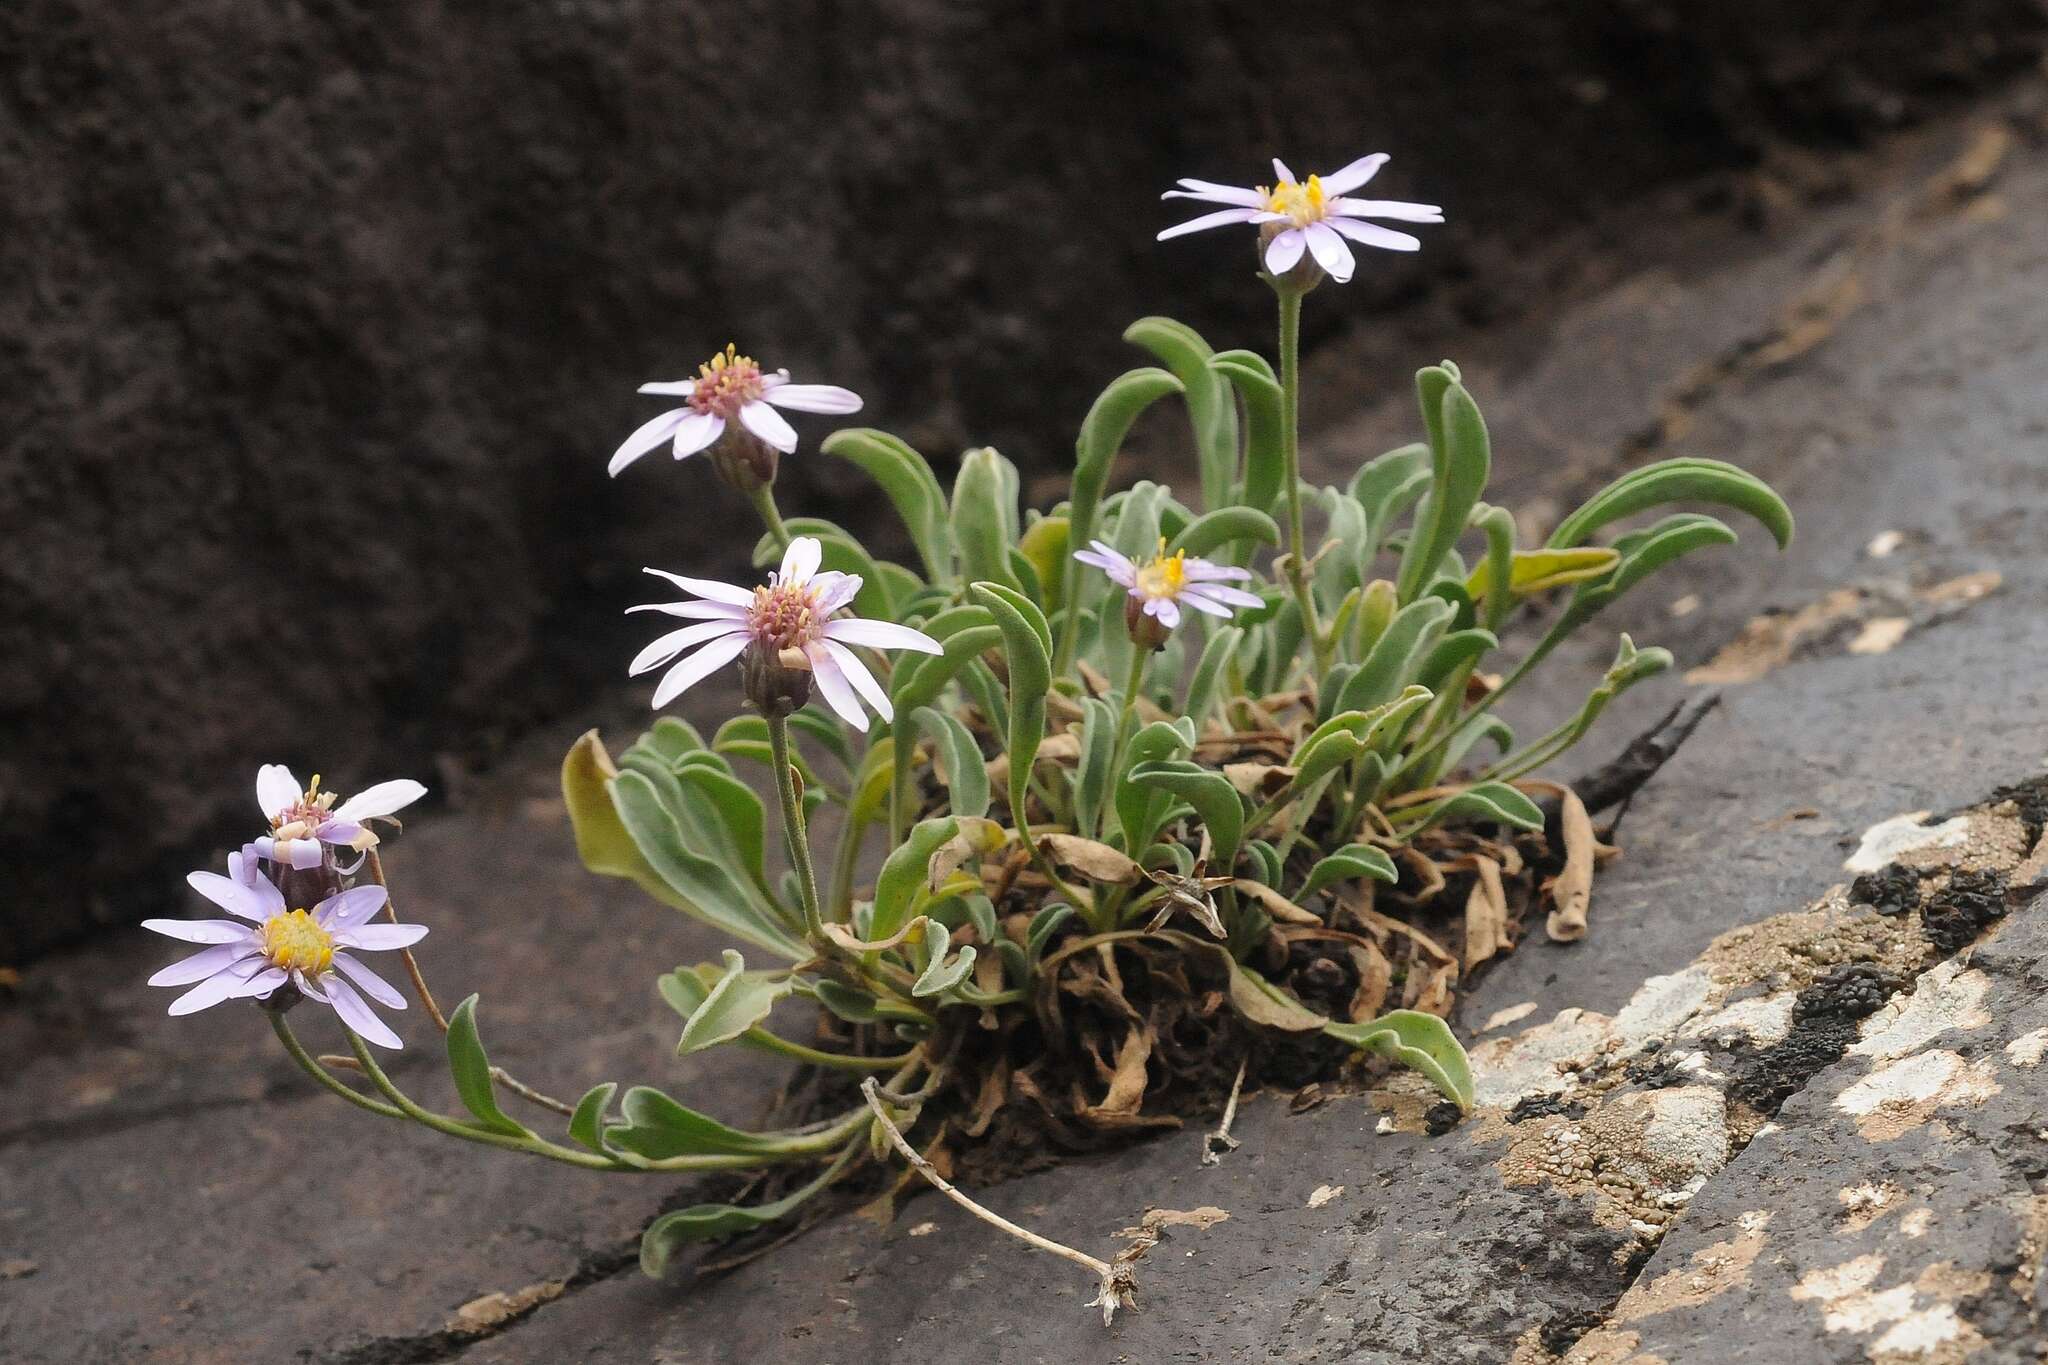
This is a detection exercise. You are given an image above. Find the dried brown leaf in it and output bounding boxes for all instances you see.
[1038,833,1144,884]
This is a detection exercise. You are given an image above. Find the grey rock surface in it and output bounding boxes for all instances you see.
[6,74,2048,1365]
[7,0,2048,957]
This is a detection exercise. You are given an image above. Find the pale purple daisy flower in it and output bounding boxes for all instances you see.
[144,850,427,1049]
[1158,154,1443,283]
[254,766,427,871]
[1073,539,1262,629]
[608,344,863,477]
[627,535,943,730]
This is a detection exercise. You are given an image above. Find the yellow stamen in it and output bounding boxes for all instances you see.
[1262,173,1328,226]
[1134,539,1190,599]
[262,909,335,976]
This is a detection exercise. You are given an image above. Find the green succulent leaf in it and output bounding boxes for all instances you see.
[674,950,795,1056]
[1299,843,1399,900]
[1064,367,1182,664]
[1129,760,1245,872]
[1325,1010,1475,1111]
[1396,370,1491,603]
[871,817,962,943]
[1547,457,1794,551]
[1402,780,1544,835]
[640,1147,857,1277]
[567,1082,617,1153]
[953,446,1023,590]
[1166,506,1281,561]
[820,428,956,582]
[609,769,805,958]
[966,583,1052,830]
[1114,720,1196,852]
[1210,349,1285,517]
[605,1086,798,1160]
[1125,317,1235,512]
[1018,516,1071,615]
[1349,443,1433,562]
[1074,697,1116,839]
[1336,597,1454,713]
[909,706,990,820]
[445,995,534,1139]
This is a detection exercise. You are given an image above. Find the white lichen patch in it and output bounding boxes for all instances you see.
[1851,961,1993,1061]
[1639,1088,1732,1182]
[1613,968,1715,1050]
[1470,1006,1615,1108]
[1791,1252,1891,1323]
[2003,1027,2048,1067]
[1792,1254,1991,1361]
[1834,1050,2002,1141]
[1691,991,1797,1047]
[1837,1181,1905,1233]
[1900,1208,1935,1239]
[1845,813,1971,874]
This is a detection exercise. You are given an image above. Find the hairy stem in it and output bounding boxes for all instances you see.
[768,713,828,944]
[749,481,792,551]
[271,1013,404,1118]
[1275,284,1327,672]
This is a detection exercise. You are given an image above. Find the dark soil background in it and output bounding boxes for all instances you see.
[3,0,2043,959]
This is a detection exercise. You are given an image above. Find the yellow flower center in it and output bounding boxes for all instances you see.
[262,909,335,976]
[689,343,768,418]
[1262,174,1328,227]
[1134,543,1190,600]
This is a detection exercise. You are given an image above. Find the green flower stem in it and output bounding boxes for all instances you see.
[744,1029,919,1072]
[341,1030,870,1172]
[1110,642,1150,773]
[768,712,828,944]
[342,1032,619,1169]
[1275,283,1329,673]
[748,482,792,551]
[271,1013,404,1119]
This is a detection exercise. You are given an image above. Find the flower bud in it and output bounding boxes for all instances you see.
[742,643,813,718]
[1356,578,1398,652]
[1257,222,1324,293]
[708,430,780,496]
[1124,594,1173,651]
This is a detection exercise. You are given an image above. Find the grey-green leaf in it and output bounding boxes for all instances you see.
[675,949,795,1057]
[1299,843,1399,900]
[1547,457,1794,551]
[1325,1010,1475,1111]
[445,995,533,1139]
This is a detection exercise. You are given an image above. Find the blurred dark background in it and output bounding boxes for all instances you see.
[4,0,2043,960]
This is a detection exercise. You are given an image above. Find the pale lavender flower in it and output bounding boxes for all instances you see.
[144,849,427,1049]
[608,344,863,477]
[627,536,942,730]
[1158,154,1442,283]
[1073,539,1261,630]
[254,766,427,871]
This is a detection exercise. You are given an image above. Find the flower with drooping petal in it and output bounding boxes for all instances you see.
[144,848,428,1049]
[1073,539,1262,630]
[254,766,428,870]
[627,536,943,731]
[608,344,864,477]
[1158,154,1443,284]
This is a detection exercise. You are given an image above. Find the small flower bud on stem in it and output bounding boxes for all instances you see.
[743,645,813,719]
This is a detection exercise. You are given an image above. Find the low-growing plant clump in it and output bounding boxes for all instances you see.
[143,151,1790,1321]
